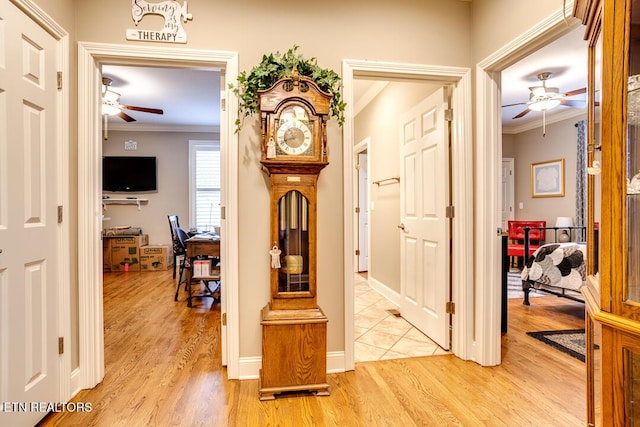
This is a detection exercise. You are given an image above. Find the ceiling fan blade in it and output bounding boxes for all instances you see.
[118,111,136,122]
[560,99,587,108]
[121,105,164,115]
[501,101,529,108]
[563,87,587,97]
[512,108,531,119]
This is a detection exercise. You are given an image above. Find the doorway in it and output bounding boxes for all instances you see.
[475,6,582,365]
[77,42,239,388]
[343,60,473,370]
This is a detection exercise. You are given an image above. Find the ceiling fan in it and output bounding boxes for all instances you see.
[101,76,164,122]
[502,72,586,119]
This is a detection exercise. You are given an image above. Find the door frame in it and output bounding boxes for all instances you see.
[475,3,579,365]
[342,60,473,369]
[353,137,370,274]
[77,42,239,388]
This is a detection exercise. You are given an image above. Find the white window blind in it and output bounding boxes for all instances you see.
[189,141,220,231]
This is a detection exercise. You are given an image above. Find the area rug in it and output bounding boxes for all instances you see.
[526,329,586,362]
[507,272,544,300]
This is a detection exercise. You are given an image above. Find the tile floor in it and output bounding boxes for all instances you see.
[354,273,449,362]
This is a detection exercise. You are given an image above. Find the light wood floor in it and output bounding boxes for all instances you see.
[38,270,585,426]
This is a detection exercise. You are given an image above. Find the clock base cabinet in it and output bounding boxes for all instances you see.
[258,304,329,400]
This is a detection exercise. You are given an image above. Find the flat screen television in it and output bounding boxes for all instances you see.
[102,156,157,192]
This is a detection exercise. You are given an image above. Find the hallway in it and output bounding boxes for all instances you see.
[354,274,448,362]
[38,269,585,426]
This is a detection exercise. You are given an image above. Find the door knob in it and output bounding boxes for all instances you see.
[398,223,408,233]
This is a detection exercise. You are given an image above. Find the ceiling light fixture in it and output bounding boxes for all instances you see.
[528,98,562,111]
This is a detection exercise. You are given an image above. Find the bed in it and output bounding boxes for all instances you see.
[520,242,587,305]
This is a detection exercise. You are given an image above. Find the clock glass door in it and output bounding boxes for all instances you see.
[278,190,309,292]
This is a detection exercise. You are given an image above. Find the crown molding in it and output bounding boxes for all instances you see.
[502,108,586,134]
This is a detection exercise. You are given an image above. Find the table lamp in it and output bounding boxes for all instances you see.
[556,216,574,243]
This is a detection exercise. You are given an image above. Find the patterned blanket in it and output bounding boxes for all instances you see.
[521,243,587,292]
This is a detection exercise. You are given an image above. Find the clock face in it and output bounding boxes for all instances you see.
[276,106,313,156]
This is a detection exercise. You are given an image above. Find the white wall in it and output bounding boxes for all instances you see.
[506,114,586,236]
[354,81,439,294]
[102,130,217,246]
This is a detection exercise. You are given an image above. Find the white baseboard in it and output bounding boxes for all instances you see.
[367,276,401,307]
[239,351,346,379]
[68,367,82,400]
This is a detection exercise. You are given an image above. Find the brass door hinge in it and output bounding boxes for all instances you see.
[58,337,64,354]
[355,249,360,256]
[445,301,455,314]
[445,206,455,218]
[57,72,62,90]
[222,312,227,326]
[58,206,63,223]
[445,108,453,122]
[221,98,226,112]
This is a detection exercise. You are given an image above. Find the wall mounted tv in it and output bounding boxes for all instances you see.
[102,156,157,193]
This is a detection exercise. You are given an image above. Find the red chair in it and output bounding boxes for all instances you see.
[507,220,546,267]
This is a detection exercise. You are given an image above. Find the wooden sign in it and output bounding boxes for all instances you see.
[126,0,193,43]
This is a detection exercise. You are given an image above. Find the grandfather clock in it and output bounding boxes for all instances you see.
[258,68,331,400]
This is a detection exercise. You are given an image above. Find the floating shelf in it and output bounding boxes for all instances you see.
[102,198,149,210]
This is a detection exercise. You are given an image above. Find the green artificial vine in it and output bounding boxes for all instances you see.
[230,45,346,132]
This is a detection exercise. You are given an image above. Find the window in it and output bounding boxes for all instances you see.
[189,140,220,231]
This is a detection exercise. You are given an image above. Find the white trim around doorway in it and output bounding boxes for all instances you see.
[474,1,580,366]
[341,59,473,370]
[77,42,239,389]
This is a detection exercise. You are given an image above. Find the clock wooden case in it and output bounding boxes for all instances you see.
[257,68,332,400]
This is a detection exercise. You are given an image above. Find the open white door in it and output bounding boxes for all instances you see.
[0,1,61,425]
[357,152,369,272]
[501,158,515,232]
[399,87,450,349]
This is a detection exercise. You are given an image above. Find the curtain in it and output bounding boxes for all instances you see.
[576,120,587,227]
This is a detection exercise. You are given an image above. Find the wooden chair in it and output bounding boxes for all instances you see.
[507,220,546,268]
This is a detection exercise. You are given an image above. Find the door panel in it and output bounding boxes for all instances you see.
[357,153,369,272]
[0,1,60,425]
[501,158,515,231]
[399,87,450,349]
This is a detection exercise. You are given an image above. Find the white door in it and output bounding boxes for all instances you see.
[357,153,369,272]
[399,88,450,349]
[0,1,60,425]
[501,158,515,232]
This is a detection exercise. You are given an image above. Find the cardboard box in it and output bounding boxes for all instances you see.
[103,238,112,271]
[192,259,211,278]
[109,234,148,272]
[140,244,174,271]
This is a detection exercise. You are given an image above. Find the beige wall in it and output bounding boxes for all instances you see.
[63,0,474,360]
[471,0,572,62]
[354,81,439,294]
[506,114,586,237]
[102,130,217,246]
[26,0,576,377]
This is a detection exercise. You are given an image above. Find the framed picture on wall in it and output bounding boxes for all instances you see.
[531,158,564,198]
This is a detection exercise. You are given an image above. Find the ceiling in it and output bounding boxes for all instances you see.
[501,25,589,134]
[101,26,588,135]
[101,64,221,132]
